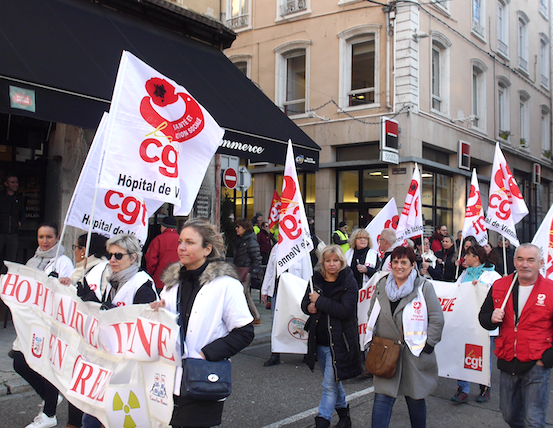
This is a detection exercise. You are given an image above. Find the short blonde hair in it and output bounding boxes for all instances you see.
[349,228,372,250]
[319,245,348,277]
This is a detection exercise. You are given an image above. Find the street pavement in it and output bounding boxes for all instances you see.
[1,291,553,427]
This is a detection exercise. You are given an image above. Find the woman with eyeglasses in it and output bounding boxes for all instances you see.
[13,222,74,428]
[77,234,157,428]
[60,232,109,286]
[345,228,378,289]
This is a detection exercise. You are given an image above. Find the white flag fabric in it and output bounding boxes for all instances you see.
[65,114,163,245]
[98,51,224,215]
[395,164,423,244]
[365,198,399,252]
[1,262,179,428]
[532,204,553,280]
[275,141,313,278]
[271,272,308,354]
[485,143,528,246]
[432,280,491,386]
[461,169,488,246]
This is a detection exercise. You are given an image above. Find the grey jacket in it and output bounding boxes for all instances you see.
[367,273,444,399]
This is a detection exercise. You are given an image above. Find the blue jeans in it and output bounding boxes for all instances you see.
[372,393,426,428]
[500,364,550,428]
[82,414,102,428]
[317,345,347,422]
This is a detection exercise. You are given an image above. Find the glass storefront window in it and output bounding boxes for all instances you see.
[338,170,358,203]
[421,169,453,235]
[362,169,389,202]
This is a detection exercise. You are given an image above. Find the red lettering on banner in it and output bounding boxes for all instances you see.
[2,273,19,296]
[158,323,175,361]
[139,139,178,178]
[56,298,67,324]
[69,303,86,338]
[464,344,483,371]
[105,191,147,226]
[128,318,156,357]
[439,297,456,312]
[32,282,45,306]
[42,287,53,317]
[69,360,111,402]
[358,323,367,335]
[278,176,302,244]
[88,317,99,348]
[489,194,511,220]
[70,361,94,394]
[359,286,375,303]
[49,334,68,372]
[15,279,32,303]
[87,368,110,402]
[472,217,486,234]
[111,322,134,354]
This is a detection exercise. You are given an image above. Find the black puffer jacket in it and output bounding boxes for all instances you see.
[233,230,262,273]
[301,268,362,381]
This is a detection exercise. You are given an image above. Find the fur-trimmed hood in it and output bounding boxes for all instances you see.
[161,260,240,290]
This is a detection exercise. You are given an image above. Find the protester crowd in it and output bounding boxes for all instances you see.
[4,207,553,428]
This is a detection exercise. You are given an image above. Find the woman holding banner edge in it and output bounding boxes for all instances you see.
[152,218,254,428]
[13,222,74,428]
[366,246,444,428]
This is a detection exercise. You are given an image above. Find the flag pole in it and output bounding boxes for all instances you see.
[455,234,463,280]
[500,272,518,311]
[502,236,507,275]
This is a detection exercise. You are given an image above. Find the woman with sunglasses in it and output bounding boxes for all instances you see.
[14,222,74,428]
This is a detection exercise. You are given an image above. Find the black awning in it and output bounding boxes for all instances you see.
[0,0,320,170]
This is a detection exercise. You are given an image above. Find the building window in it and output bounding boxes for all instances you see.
[227,0,250,30]
[275,41,310,117]
[540,0,549,19]
[280,0,307,17]
[519,90,530,148]
[518,13,530,73]
[471,59,487,131]
[431,33,451,115]
[542,106,550,156]
[432,0,450,13]
[421,169,453,234]
[540,34,550,89]
[338,25,381,111]
[497,77,510,140]
[472,0,485,38]
[497,1,509,57]
[235,61,248,76]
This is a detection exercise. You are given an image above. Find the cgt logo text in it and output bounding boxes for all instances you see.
[464,344,483,371]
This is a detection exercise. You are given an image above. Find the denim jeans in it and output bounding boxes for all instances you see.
[317,345,347,422]
[500,364,550,428]
[372,393,426,428]
[82,414,103,428]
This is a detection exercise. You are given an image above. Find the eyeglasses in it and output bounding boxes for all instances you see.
[357,237,368,240]
[108,252,130,260]
[72,245,84,251]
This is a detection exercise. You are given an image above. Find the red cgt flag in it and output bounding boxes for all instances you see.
[268,190,281,233]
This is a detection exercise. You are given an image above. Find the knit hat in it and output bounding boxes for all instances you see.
[338,221,347,228]
[161,216,177,229]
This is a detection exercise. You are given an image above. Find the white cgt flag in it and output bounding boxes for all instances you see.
[65,114,163,245]
[276,141,313,278]
[395,164,423,244]
[485,143,528,246]
[365,198,399,252]
[99,51,224,215]
[461,169,488,246]
[531,204,553,280]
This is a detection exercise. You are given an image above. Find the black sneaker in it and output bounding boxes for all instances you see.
[476,386,490,403]
[451,388,469,403]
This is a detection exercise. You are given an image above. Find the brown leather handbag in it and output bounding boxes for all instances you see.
[365,336,401,379]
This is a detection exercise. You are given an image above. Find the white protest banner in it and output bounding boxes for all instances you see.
[1,262,179,428]
[365,198,399,252]
[65,114,163,245]
[271,272,308,354]
[99,51,224,215]
[357,271,389,348]
[461,169,488,246]
[485,143,528,246]
[532,203,553,280]
[395,164,423,244]
[276,141,313,278]
[432,280,491,386]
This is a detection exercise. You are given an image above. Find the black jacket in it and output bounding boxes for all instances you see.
[0,191,25,234]
[491,246,515,276]
[301,268,362,381]
[435,247,456,282]
[233,230,262,273]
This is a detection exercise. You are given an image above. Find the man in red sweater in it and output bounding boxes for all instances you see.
[145,216,179,293]
[479,243,553,428]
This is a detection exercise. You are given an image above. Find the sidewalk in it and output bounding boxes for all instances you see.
[0,290,273,397]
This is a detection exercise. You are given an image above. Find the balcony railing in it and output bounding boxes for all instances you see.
[519,56,528,72]
[498,39,508,56]
[472,19,484,37]
[540,2,548,16]
[280,0,307,16]
[226,14,249,30]
[542,74,549,88]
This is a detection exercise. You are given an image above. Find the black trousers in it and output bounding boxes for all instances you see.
[13,351,59,417]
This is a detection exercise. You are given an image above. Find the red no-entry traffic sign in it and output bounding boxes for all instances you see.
[223,168,238,190]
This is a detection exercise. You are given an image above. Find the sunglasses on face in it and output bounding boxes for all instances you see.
[108,252,130,260]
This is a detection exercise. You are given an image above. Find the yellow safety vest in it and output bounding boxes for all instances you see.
[334,229,350,253]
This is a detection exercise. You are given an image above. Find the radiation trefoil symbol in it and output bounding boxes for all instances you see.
[113,391,140,428]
